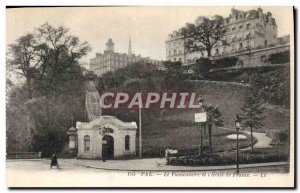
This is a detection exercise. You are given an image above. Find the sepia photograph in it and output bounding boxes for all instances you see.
[5,6,294,188]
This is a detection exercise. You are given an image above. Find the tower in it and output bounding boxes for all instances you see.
[128,37,132,57]
[106,38,114,52]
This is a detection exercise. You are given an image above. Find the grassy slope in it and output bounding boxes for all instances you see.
[142,80,290,155]
[142,120,254,154]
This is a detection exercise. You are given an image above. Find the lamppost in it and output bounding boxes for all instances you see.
[199,99,204,155]
[235,114,241,174]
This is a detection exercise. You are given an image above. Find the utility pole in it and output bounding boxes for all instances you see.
[139,105,142,159]
[200,123,203,155]
[236,128,239,174]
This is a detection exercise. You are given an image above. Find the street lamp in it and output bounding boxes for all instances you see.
[235,114,241,174]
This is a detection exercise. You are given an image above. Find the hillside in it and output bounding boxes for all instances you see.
[141,80,290,156]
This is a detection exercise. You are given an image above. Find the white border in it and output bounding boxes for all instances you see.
[0,0,298,192]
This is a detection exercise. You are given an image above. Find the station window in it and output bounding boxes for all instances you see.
[84,135,90,151]
[125,135,130,150]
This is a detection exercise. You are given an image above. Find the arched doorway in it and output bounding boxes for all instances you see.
[102,135,114,160]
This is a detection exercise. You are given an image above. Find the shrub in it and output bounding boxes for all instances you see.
[211,57,239,69]
[278,131,289,143]
[268,51,290,64]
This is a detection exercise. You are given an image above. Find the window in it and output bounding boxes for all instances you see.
[265,40,268,46]
[173,49,177,55]
[239,25,243,29]
[231,44,235,52]
[246,23,250,29]
[232,27,236,31]
[239,43,243,48]
[84,135,90,151]
[125,135,130,150]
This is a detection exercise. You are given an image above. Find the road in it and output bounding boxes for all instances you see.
[6,159,290,187]
[218,126,273,149]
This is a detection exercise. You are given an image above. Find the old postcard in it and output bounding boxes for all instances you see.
[6,6,294,188]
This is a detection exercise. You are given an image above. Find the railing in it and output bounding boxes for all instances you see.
[7,152,42,159]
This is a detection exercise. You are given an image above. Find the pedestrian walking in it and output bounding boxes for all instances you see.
[50,154,59,169]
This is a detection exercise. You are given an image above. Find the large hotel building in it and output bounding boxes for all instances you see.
[166,8,290,67]
[90,38,162,76]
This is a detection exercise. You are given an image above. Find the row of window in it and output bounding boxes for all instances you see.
[227,22,275,34]
[172,58,182,62]
[92,58,139,64]
[168,49,183,57]
[83,135,130,151]
[230,23,251,32]
[167,41,184,47]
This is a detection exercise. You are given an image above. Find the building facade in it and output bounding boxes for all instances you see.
[68,116,137,159]
[166,8,289,67]
[90,38,162,76]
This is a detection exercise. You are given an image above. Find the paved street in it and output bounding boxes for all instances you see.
[7,158,290,172]
[6,159,290,187]
[60,158,289,171]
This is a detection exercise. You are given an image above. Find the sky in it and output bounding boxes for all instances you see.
[6,6,293,64]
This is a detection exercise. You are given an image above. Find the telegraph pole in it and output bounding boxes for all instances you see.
[139,105,142,158]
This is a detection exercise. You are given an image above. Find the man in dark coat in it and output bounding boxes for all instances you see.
[50,154,59,169]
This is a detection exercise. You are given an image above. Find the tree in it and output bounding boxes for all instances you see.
[34,23,91,97]
[190,58,212,79]
[7,23,91,99]
[7,34,40,99]
[250,67,290,108]
[241,90,265,153]
[6,23,90,156]
[182,16,228,57]
[163,61,186,89]
[202,104,223,153]
[6,85,35,152]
